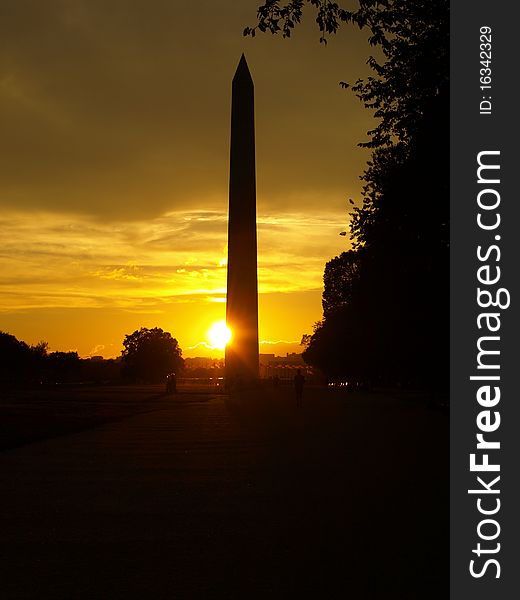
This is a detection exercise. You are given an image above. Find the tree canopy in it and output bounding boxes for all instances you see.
[121,327,184,383]
[246,0,449,387]
[0,331,81,385]
[247,1,448,146]
[0,331,34,384]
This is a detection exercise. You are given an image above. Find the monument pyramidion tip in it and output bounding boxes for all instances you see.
[233,53,253,85]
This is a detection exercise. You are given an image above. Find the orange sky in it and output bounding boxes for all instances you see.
[0,1,374,358]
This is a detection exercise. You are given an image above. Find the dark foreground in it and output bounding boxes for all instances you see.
[0,385,448,599]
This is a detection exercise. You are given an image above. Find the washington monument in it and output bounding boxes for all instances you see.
[225,55,259,382]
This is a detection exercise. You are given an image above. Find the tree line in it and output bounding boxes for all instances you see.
[0,328,184,387]
[246,0,449,389]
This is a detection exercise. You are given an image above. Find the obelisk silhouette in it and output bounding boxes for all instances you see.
[225,55,259,382]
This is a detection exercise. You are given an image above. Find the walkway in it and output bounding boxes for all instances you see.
[0,387,448,599]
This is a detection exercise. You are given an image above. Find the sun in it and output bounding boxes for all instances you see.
[207,320,232,350]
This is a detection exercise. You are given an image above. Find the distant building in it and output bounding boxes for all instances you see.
[184,357,224,379]
[259,353,312,380]
[280,353,305,365]
[184,357,224,370]
[259,354,275,366]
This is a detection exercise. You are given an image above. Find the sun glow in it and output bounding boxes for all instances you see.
[207,320,232,350]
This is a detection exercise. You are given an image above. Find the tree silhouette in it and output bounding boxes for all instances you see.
[0,332,53,385]
[247,0,448,387]
[322,250,361,319]
[121,327,184,383]
[47,351,81,383]
[0,331,32,385]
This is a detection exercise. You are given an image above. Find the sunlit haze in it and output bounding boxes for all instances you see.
[206,321,232,351]
[0,1,374,358]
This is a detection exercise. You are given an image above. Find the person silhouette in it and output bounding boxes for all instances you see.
[166,372,177,394]
[294,369,305,407]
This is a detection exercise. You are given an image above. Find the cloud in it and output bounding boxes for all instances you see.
[0,207,351,313]
[0,0,372,221]
[259,339,301,346]
[87,344,106,357]
[258,339,305,357]
[0,1,375,358]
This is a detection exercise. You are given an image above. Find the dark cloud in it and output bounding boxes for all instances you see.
[0,0,373,220]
